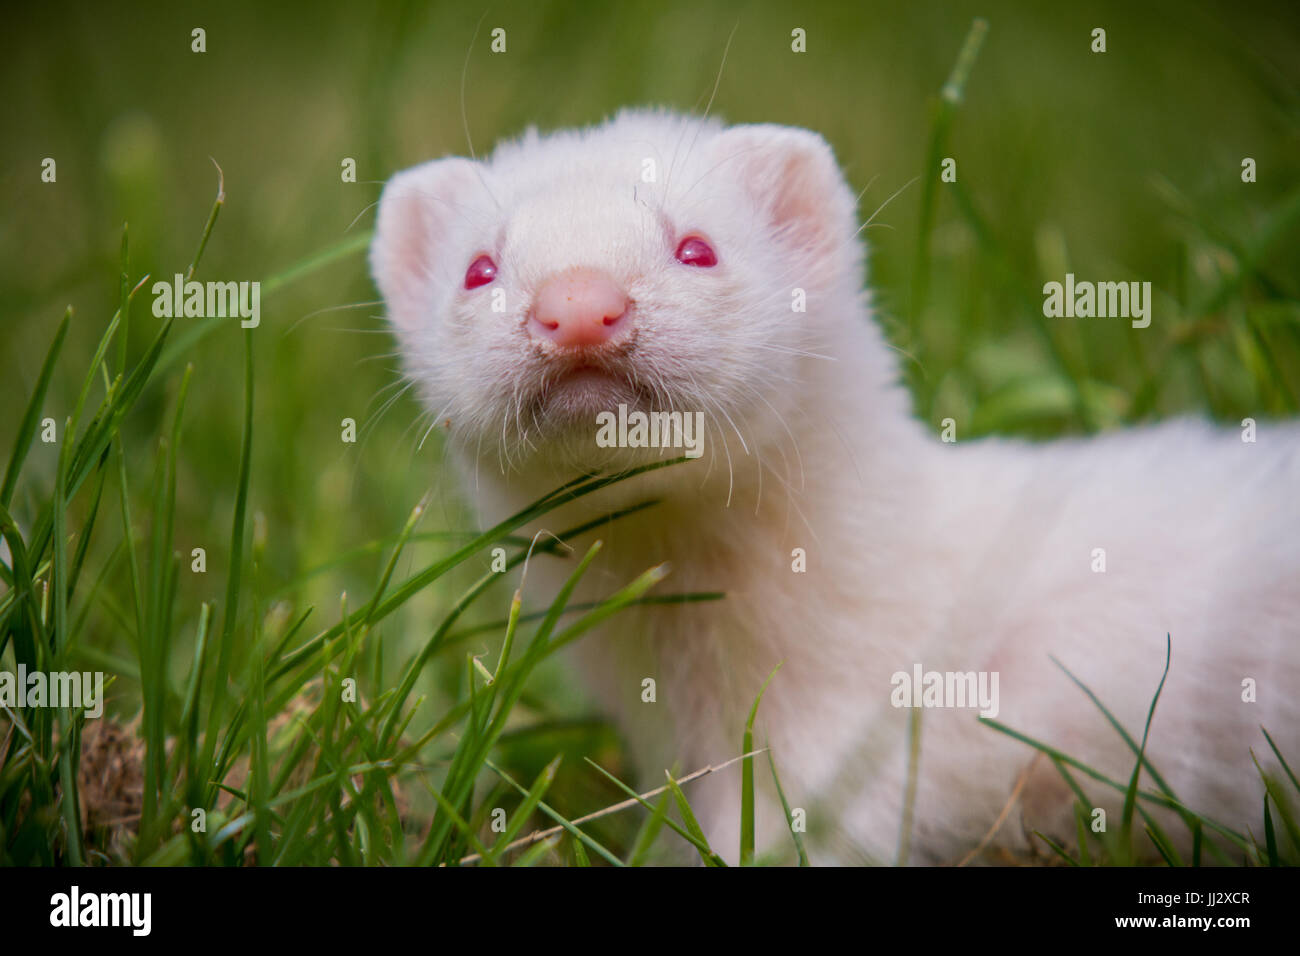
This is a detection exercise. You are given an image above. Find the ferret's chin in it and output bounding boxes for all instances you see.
[529,368,647,434]
[509,370,671,472]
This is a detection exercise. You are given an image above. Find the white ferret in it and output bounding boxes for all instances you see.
[371,109,1300,865]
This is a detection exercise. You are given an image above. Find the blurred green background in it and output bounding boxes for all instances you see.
[2,0,1298,855]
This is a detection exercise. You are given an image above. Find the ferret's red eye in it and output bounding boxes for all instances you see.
[674,237,717,268]
[464,254,497,290]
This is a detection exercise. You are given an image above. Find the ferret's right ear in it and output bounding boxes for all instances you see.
[370,158,487,328]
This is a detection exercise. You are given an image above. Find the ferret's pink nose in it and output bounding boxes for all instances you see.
[530,270,630,347]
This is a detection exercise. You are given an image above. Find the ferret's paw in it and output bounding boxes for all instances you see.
[1015,755,1080,861]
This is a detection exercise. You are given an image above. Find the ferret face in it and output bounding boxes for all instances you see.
[371,109,863,473]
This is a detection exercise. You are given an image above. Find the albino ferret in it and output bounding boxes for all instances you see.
[371,110,1300,865]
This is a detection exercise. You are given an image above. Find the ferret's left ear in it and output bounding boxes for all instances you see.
[370,157,488,331]
[710,124,859,282]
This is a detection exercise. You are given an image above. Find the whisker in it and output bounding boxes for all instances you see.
[461,10,503,211]
[852,176,919,240]
[664,23,739,205]
[345,198,382,234]
[284,300,385,337]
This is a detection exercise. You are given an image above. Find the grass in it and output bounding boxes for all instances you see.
[0,203,742,864]
[980,637,1300,867]
[2,2,1299,865]
[4,185,800,865]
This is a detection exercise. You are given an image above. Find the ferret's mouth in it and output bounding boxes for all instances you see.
[528,362,649,430]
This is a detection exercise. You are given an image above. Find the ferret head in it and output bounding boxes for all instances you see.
[371,109,865,475]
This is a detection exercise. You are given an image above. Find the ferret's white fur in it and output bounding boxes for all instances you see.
[372,109,1300,865]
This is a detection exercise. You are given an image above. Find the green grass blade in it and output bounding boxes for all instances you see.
[664,770,725,866]
[490,754,562,863]
[2,309,69,509]
[909,17,987,343]
[1033,830,1079,866]
[627,791,672,866]
[766,746,808,866]
[741,662,781,865]
[201,327,254,805]
[1260,727,1300,795]
[980,717,1250,851]
[483,758,624,867]
[1263,794,1278,867]
[1120,636,1172,859]
[157,230,372,375]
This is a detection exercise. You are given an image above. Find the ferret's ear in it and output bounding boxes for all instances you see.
[370,158,488,328]
[709,125,858,282]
